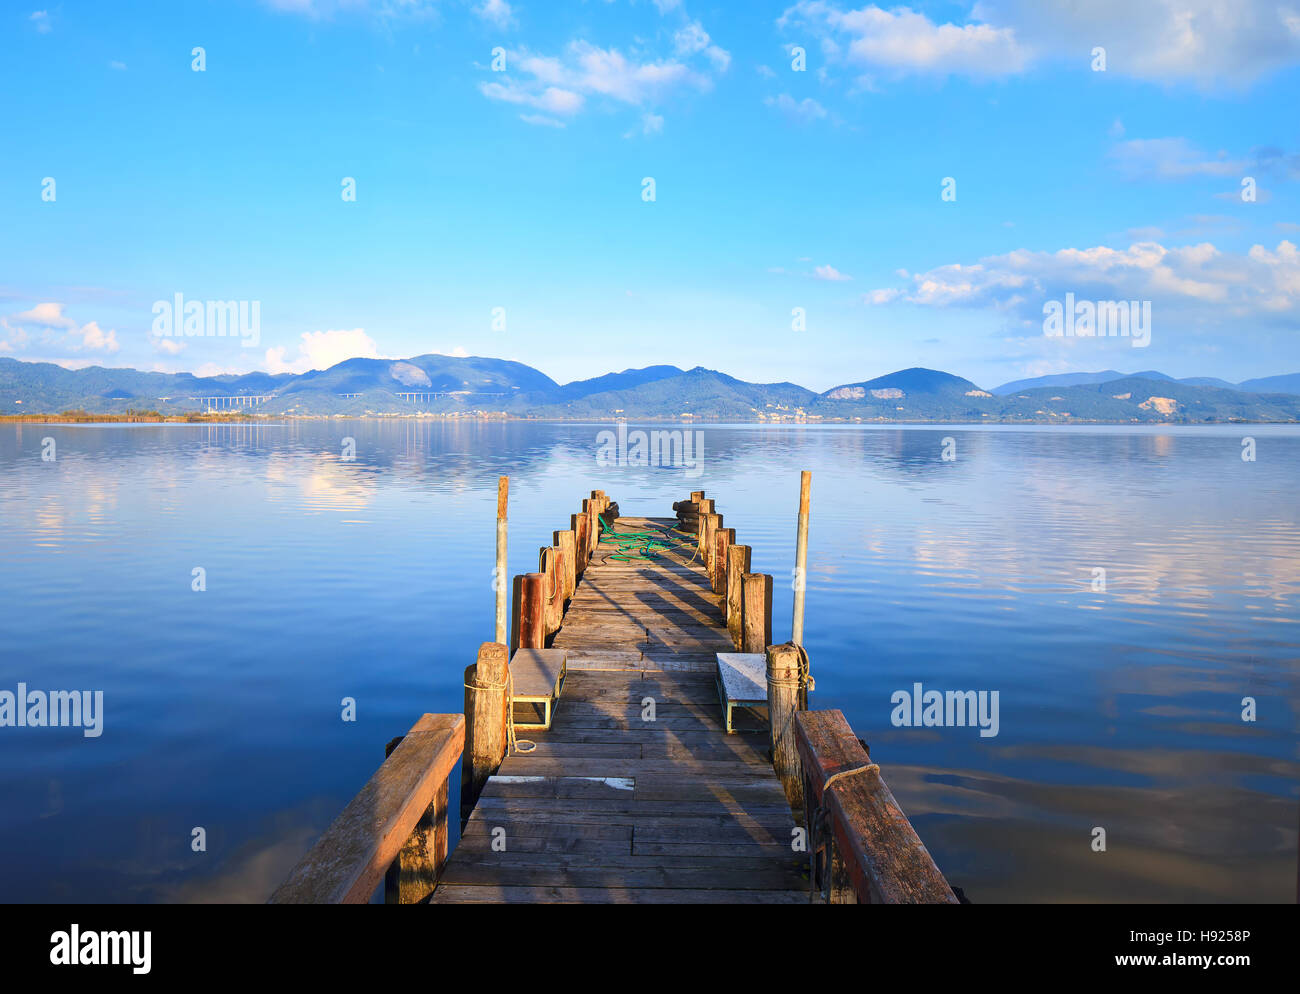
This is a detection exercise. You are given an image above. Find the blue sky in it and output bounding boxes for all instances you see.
[2,0,1298,391]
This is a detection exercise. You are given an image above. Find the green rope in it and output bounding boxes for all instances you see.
[598,514,698,562]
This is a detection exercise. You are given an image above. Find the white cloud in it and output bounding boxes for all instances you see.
[30,10,50,33]
[813,264,852,281]
[4,303,118,354]
[480,79,585,115]
[474,0,514,29]
[673,20,731,70]
[109,61,127,71]
[519,113,566,128]
[260,0,438,18]
[75,322,120,353]
[765,93,828,121]
[779,1,1300,88]
[14,302,76,329]
[1110,138,1245,180]
[779,2,1030,78]
[152,336,186,355]
[867,239,1300,326]
[482,38,720,124]
[265,328,384,374]
[0,321,30,353]
[976,0,1300,87]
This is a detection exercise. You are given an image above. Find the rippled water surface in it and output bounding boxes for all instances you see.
[1,421,1296,902]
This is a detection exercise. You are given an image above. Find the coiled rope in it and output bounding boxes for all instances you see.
[597,514,701,564]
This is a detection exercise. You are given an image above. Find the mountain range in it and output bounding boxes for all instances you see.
[3,355,1299,423]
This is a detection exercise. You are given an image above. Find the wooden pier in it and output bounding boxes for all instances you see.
[271,485,957,905]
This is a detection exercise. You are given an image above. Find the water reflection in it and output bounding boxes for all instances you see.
[0,421,1296,902]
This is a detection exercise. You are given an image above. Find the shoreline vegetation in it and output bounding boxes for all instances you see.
[2,409,1294,425]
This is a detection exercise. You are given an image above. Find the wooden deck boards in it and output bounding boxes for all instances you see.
[432,516,807,904]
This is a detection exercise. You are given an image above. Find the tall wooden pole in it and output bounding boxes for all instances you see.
[495,476,508,645]
[791,471,811,645]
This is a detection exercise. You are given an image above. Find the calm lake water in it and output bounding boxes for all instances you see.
[1,420,1296,903]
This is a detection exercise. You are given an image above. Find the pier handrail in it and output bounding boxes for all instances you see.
[270,712,465,904]
[795,709,958,904]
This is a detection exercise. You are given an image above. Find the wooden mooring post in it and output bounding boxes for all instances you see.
[539,546,565,639]
[554,528,576,599]
[725,544,751,648]
[511,572,546,653]
[460,642,509,827]
[740,572,772,654]
[766,642,804,808]
[713,527,734,594]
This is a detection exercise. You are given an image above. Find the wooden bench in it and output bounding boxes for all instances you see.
[269,713,464,904]
[715,652,768,733]
[510,648,566,730]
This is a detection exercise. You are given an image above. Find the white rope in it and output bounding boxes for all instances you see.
[464,668,536,755]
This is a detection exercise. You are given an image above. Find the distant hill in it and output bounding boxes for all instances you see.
[996,369,1300,397]
[555,365,684,400]
[528,367,818,419]
[823,367,982,400]
[1238,373,1300,394]
[2,355,1298,422]
[992,370,1128,395]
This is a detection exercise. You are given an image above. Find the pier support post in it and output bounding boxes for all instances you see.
[740,572,772,655]
[792,471,811,646]
[495,477,508,645]
[694,500,715,551]
[511,572,547,652]
[713,527,734,595]
[384,736,449,904]
[539,546,565,637]
[726,545,752,648]
[554,529,577,601]
[460,642,509,828]
[583,498,600,555]
[701,513,722,584]
[766,642,805,808]
[571,513,589,577]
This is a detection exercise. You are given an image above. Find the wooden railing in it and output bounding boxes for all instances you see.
[269,713,464,904]
[795,709,958,904]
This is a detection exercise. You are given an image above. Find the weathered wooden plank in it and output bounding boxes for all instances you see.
[795,709,957,905]
[270,713,465,904]
[438,863,804,890]
[430,885,807,904]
